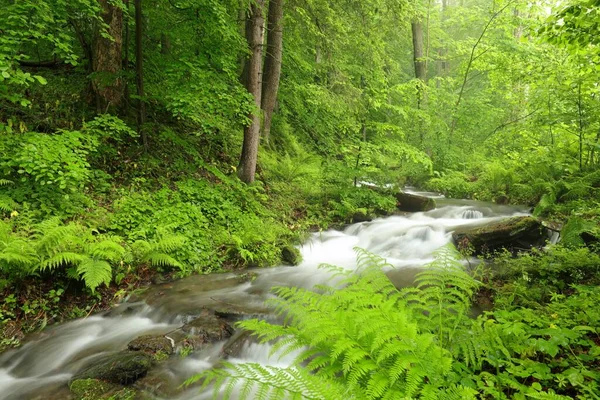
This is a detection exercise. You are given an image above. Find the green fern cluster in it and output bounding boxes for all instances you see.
[192,246,478,399]
[193,246,599,399]
[0,219,185,291]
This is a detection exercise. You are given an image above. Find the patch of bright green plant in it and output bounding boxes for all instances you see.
[190,246,600,399]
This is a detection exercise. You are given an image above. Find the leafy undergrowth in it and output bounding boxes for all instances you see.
[191,246,600,399]
[0,123,400,352]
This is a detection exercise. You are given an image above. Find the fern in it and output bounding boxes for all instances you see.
[132,229,186,269]
[402,245,480,350]
[194,248,476,399]
[560,216,596,247]
[77,258,112,291]
[0,194,17,212]
[188,362,356,400]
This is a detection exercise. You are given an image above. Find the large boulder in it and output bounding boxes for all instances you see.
[395,192,436,212]
[70,352,153,385]
[453,216,545,255]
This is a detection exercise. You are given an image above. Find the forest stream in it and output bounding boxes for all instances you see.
[0,192,532,400]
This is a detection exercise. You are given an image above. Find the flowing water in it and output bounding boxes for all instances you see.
[0,194,532,399]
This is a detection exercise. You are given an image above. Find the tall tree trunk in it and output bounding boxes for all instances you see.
[135,0,148,150]
[92,0,123,113]
[411,21,426,83]
[261,0,284,144]
[238,0,265,184]
[412,20,426,144]
[123,0,131,111]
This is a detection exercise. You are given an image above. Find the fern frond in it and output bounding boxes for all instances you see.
[0,179,13,186]
[0,195,17,212]
[39,251,84,270]
[144,252,182,268]
[87,239,125,262]
[189,362,356,400]
[77,258,112,291]
[560,216,595,247]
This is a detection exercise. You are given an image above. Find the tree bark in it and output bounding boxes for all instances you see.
[411,21,426,82]
[238,0,265,184]
[261,0,284,144]
[92,0,123,113]
[134,0,148,150]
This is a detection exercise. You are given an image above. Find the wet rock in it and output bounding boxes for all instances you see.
[350,211,373,223]
[70,352,153,385]
[236,271,258,283]
[212,303,271,319]
[165,311,235,353]
[69,378,136,399]
[395,192,436,212]
[181,311,235,343]
[453,216,545,255]
[281,245,302,266]
[134,371,183,399]
[127,335,174,355]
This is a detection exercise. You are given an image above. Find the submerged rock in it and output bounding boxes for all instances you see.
[70,352,153,385]
[453,216,545,255]
[395,192,436,212]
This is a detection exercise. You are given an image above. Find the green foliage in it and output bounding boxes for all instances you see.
[194,247,600,399]
[0,217,184,292]
[424,171,474,199]
[0,130,99,215]
[492,246,600,307]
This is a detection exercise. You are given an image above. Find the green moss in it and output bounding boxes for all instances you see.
[152,350,170,362]
[69,378,118,399]
[281,245,302,266]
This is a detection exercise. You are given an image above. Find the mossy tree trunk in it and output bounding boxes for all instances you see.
[92,0,124,113]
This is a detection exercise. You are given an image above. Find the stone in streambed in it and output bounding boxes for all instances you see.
[281,244,302,266]
[395,192,436,212]
[453,216,545,255]
[127,334,173,355]
[70,352,153,386]
[165,311,235,353]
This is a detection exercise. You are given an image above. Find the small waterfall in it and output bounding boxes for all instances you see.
[460,209,484,219]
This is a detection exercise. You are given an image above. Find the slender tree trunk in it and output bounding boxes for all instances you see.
[238,0,265,184]
[412,20,426,144]
[261,0,284,144]
[412,21,426,83]
[135,0,148,150]
[577,83,584,170]
[92,0,123,113]
[124,0,131,111]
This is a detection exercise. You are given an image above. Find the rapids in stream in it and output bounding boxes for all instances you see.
[0,194,531,399]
